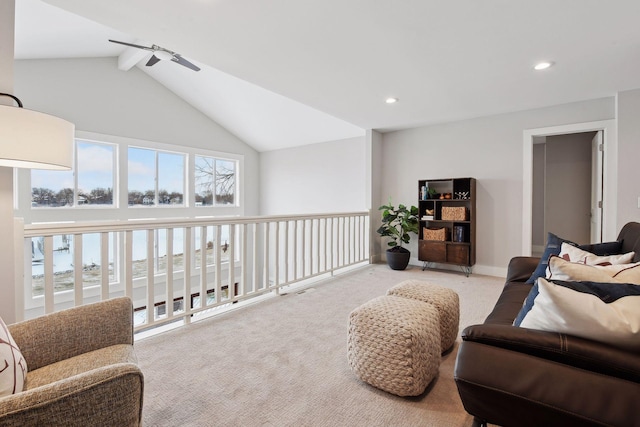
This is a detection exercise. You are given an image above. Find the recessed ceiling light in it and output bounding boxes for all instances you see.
[385,97,398,104]
[534,61,554,71]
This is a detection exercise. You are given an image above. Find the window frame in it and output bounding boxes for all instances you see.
[17,131,245,226]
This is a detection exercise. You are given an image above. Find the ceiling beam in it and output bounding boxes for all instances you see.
[117,45,148,71]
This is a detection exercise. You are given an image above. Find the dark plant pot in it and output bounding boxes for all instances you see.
[385,247,411,270]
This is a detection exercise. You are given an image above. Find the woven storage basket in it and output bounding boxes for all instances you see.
[423,227,449,241]
[442,206,467,221]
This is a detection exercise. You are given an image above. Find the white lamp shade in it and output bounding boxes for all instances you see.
[0,105,74,170]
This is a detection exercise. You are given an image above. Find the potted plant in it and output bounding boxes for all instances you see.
[376,200,419,270]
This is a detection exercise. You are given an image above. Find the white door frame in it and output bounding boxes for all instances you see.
[522,120,617,255]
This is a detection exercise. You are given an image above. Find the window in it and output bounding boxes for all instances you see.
[195,155,236,206]
[128,147,185,207]
[27,135,241,212]
[31,140,115,207]
[77,141,114,205]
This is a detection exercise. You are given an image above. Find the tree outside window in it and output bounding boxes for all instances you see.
[195,155,236,206]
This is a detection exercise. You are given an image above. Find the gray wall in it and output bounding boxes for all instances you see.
[13,57,260,217]
[380,98,615,276]
[259,136,366,215]
[617,89,640,227]
[544,132,594,245]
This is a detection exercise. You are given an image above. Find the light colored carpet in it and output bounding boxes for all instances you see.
[135,263,505,427]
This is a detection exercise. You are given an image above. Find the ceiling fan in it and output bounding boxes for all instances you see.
[108,39,201,72]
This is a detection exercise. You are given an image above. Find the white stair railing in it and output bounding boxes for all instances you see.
[17,212,369,330]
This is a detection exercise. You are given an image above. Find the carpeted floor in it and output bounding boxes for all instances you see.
[135,263,504,427]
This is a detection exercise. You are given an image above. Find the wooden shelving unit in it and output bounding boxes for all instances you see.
[418,177,476,275]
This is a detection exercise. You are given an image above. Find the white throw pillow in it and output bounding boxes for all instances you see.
[0,317,27,397]
[558,242,634,265]
[519,278,640,351]
[547,256,640,284]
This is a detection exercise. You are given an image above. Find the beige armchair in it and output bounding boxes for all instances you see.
[0,297,143,427]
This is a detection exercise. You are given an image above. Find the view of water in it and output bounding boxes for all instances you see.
[31,226,231,276]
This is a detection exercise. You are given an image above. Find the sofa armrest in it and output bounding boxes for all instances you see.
[8,297,134,371]
[461,323,640,383]
[505,256,539,283]
[0,363,143,426]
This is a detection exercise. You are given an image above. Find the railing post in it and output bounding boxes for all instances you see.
[215,225,222,303]
[274,221,280,292]
[13,218,25,322]
[166,228,174,318]
[100,232,109,301]
[73,234,83,306]
[184,226,192,324]
[146,229,155,324]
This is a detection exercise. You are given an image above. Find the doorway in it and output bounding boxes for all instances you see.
[521,120,617,256]
[531,131,598,256]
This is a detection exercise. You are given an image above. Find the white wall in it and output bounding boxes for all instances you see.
[380,97,615,275]
[259,136,366,215]
[13,57,261,218]
[617,88,640,227]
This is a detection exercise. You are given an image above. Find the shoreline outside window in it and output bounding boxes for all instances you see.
[28,135,242,213]
[128,147,186,207]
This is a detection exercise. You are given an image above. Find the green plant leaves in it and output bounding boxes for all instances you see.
[376,200,419,248]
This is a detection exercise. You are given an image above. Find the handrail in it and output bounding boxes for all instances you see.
[23,211,369,236]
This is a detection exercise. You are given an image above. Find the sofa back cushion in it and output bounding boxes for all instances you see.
[617,222,640,262]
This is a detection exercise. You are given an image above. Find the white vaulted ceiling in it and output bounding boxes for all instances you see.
[14,0,640,152]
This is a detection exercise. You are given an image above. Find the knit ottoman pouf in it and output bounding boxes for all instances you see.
[387,280,460,353]
[347,295,440,396]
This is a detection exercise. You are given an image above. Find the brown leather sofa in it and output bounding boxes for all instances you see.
[454,222,640,427]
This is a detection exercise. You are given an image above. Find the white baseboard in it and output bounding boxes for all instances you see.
[408,257,507,278]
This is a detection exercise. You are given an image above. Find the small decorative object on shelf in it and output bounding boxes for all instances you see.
[424,227,449,241]
[417,177,476,276]
[442,206,467,221]
[453,226,465,243]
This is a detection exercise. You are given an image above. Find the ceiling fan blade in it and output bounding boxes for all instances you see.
[146,55,162,67]
[172,54,201,72]
[108,39,154,51]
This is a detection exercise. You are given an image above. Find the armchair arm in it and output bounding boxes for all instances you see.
[0,363,143,427]
[8,297,133,371]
